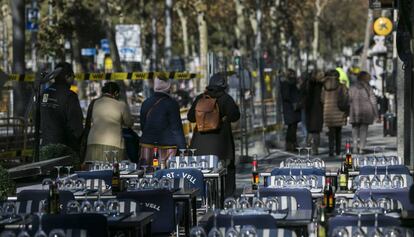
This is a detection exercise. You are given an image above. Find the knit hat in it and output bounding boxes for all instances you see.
[154,76,171,93]
[208,73,227,88]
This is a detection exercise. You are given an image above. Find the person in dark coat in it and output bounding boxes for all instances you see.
[280,69,301,152]
[140,74,186,167]
[40,62,83,154]
[304,70,324,155]
[187,73,240,197]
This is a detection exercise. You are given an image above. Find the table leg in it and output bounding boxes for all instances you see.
[191,196,197,226]
[220,174,226,208]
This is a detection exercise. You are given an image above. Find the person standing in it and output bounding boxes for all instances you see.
[84,82,133,162]
[321,70,347,156]
[281,69,301,152]
[304,70,325,155]
[140,73,186,166]
[187,73,240,197]
[349,71,379,154]
[40,62,83,154]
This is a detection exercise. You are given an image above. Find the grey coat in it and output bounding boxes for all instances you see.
[349,81,379,125]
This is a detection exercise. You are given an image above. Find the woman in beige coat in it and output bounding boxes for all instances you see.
[321,70,347,156]
[85,82,133,162]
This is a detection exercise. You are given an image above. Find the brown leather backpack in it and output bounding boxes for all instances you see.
[195,94,220,132]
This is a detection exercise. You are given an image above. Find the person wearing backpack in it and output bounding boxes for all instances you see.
[140,73,186,167]
[187,73,240,197]
[349,71,380,154]
[321,70,347,156]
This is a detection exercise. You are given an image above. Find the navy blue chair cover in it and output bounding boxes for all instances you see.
[328,215,401,236]
[117,189,175,235]
[259,188,313,210]
[154,168,205,198]
[356,189,414,211]
[75,170,113,187]
[203,213,277,233]
[17,190,74,212]
[31,213,108,237]
[359,165,410,175]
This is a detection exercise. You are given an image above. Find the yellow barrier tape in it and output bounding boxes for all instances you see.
[6,72,202,82]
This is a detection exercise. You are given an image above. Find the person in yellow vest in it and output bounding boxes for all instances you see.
[336,67,350,88]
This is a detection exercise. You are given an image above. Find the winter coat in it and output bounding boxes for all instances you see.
[140,92,186,149]
[304,79,324,133]
[280,79,301,125]
[321,77,347,127]
[40,83,84,153]
[87,96,133,149]
[187,87,240,161]
[349,80,379,125]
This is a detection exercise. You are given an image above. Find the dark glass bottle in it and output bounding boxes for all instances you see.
[338,162,349,191]
[152,147,160,170]
[252,156,259,190]
[111,162,121,193]
[316,205,327,237]
[49,181,60,214]
[345,140,353,169]
[323,178,335,212]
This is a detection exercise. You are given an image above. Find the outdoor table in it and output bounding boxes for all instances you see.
[0,212,154,237]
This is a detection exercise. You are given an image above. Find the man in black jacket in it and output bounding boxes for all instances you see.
[40,62,83,154]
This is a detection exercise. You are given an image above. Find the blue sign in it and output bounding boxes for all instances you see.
[26,8,39,31]
[81,48,97,56]
[100,39,110,54]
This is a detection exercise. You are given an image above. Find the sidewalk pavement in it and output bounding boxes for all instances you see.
[235,123,397,190]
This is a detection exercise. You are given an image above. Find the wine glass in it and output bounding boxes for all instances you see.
[382,166,392,189]
[335,197,348,215]
[225,210,239,237]
[352,196,364,208]
[200,158,209,170]
[127,178,139,191]
[34,212,47,237]
[112,150,119,163]
[371,213,383,237]
[352,213,366,237]
[377,198,392,213]
[149,178,160,188]
[17,214,30,237]
[265,197,279,212]
[63,179,75,191]
[285,169,296,187]
[273,176,285,188]
[179,159,188,168]
[93,193,106,214]
[332,227,350,237]
[159,177,173,190]
[364,190,377,208]
[392,175,404,189]
[168,160,177,169]
[179,149,187,159]
[75,178,86,192]
[297,170,308,188]
[64,166,73,177]
[252,197,264,209]
[190,226,207,237]
[54,166,63,179]
[66,200,81,214]
[383,228,401,237]
[190,149,197,157]
[48,229,66,237]
[208,210,222,237]
[80,196,93,213]
[140,178,150,189]
[238,197,251,209]
[359,176,371,189]
[41,178,53,190]
[308,175,318,189]
[190,158,198,168]
[240,225,257,237]
[223,197,237,211]
[107,200,120,217]
[3,202,16,222]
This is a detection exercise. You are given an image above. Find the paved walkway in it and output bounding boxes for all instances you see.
[234,123,397,190]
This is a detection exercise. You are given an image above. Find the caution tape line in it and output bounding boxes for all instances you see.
[0,149,33,158]
[7,72,202,82]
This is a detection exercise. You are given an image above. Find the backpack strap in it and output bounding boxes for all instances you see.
[146,97,166,119]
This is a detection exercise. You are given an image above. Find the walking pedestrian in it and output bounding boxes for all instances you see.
[349,71,380,154]
[187,73,240,197]
[40,62,83,155]
[304,70,324,155]
[280,69,301,152]
[140,73,186,167]
[321,70,347,156]
[84,82,133,163]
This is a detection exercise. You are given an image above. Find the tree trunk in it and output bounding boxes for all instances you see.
[361,9,373,71]
[164,0,173,70]
[195,0,208,91]
[150,1,157,71]
[175,5,189,61]
[100,0,122,72]
[139,0,146,67]
[234,0,247,56]
[312,0,328,63]
[11,0,29,118]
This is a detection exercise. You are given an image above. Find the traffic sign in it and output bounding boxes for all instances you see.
[115,24,142,62]
[100,39,110,54]
[26,7,39,31]
[373,17,393,36]
[81,48,97,56]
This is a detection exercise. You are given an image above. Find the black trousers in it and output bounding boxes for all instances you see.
[328,126,342,155]
[286,123,298,145]
[225,159,236,197]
